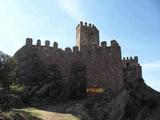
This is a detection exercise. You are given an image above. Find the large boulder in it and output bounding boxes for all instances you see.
[0,111,41,120]
[84,80,160,120]
[66,103,92,120]
[0,90,23,111]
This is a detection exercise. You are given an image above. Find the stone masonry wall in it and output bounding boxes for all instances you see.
[76,22,99,50]
[14,38,124,94]
[122,56,142,83]
[14,22,142,95]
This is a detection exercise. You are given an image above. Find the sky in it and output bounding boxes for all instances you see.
[0,0,160,91]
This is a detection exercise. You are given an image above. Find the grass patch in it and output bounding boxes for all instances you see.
[10,84,25,93]
[13,107,80,120]
[69,116,80,120]
[1,110,42,120]
[13,107,42,119]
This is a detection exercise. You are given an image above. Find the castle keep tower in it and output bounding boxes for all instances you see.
[76,21,99,49]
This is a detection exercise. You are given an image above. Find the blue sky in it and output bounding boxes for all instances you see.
[0,0,160,91]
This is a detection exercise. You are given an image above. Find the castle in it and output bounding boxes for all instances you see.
[14,22,142,97]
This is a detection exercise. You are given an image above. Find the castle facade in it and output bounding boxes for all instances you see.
[14,22,142,96]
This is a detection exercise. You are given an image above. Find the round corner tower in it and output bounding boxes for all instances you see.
[76,21,99,50]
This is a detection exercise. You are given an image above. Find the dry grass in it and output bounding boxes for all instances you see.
[14,107,79,120]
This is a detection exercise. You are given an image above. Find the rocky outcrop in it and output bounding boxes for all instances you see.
[81,79,160,120]
[0,90,23,111]
[66,103,91,120]
[0,111,41,120]
[0,79,159,120]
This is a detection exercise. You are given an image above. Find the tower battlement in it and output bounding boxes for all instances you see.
[25,38,121,54]
[122,56,139,67]
[26,38,33,46]
[76,21,99,49]
[122,56,142,83]
[122,56,138,61]
[25,39,59,49]
[76,21,97,30]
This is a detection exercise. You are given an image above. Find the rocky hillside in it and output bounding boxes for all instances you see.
[0,77,160,120]
[83,80,160,120]
[44,79,160,120]
[38,79,160,120]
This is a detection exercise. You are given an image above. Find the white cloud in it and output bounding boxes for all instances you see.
[57,0,86,21]
[142,60,160,91]
[142,61,160,70]
[0,0,56,55]
[0,1,23,55]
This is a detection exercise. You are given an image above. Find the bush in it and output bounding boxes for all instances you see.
[0,51,16,89]
[10,84,25,94]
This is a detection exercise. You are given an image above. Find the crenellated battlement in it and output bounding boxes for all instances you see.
[25,38,120,53]
[45,40,50,47]
[25,38,59,49]
[122,56,138,63]
[65,47,72,53]
[76,21,99,49]
[73,46,79,52]
[37,39,41,46]
[101,41,107,48]
[111,40,119,46]
[26,38,33,46]
[76,21,97,30]
[53,42,58,49]
[122,56,142,82]
[122,56,139,66]
[122,56,138,61]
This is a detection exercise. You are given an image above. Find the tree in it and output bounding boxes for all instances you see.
[0,51,15,89]
[45,64,64,98]
[15,51,46,86]
[69,62,87,99]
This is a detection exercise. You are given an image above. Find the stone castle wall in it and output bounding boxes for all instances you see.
[122,56,142,83]
[76,22,99,49]
[15,38,124,93]
[14,22,142,95]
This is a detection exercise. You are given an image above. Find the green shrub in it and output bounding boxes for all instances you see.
[10,84,25,93]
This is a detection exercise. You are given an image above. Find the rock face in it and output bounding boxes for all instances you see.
[0,90,23,111]
[39,79,159,120]
[0,111,41,120]
[83,80,160,120]
[1,79,159,120]
[66,103,91,120]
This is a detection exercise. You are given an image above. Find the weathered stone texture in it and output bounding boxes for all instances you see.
[122,56,142,84]
[14,22,142,95]
[76,22,99,49]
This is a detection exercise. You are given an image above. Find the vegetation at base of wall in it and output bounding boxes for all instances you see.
[0,108,42,120]
[13,107,42,118]
[70,117,81,120]
[0,51,16,90]
[10,84,25,93]
[13,107,80,120]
